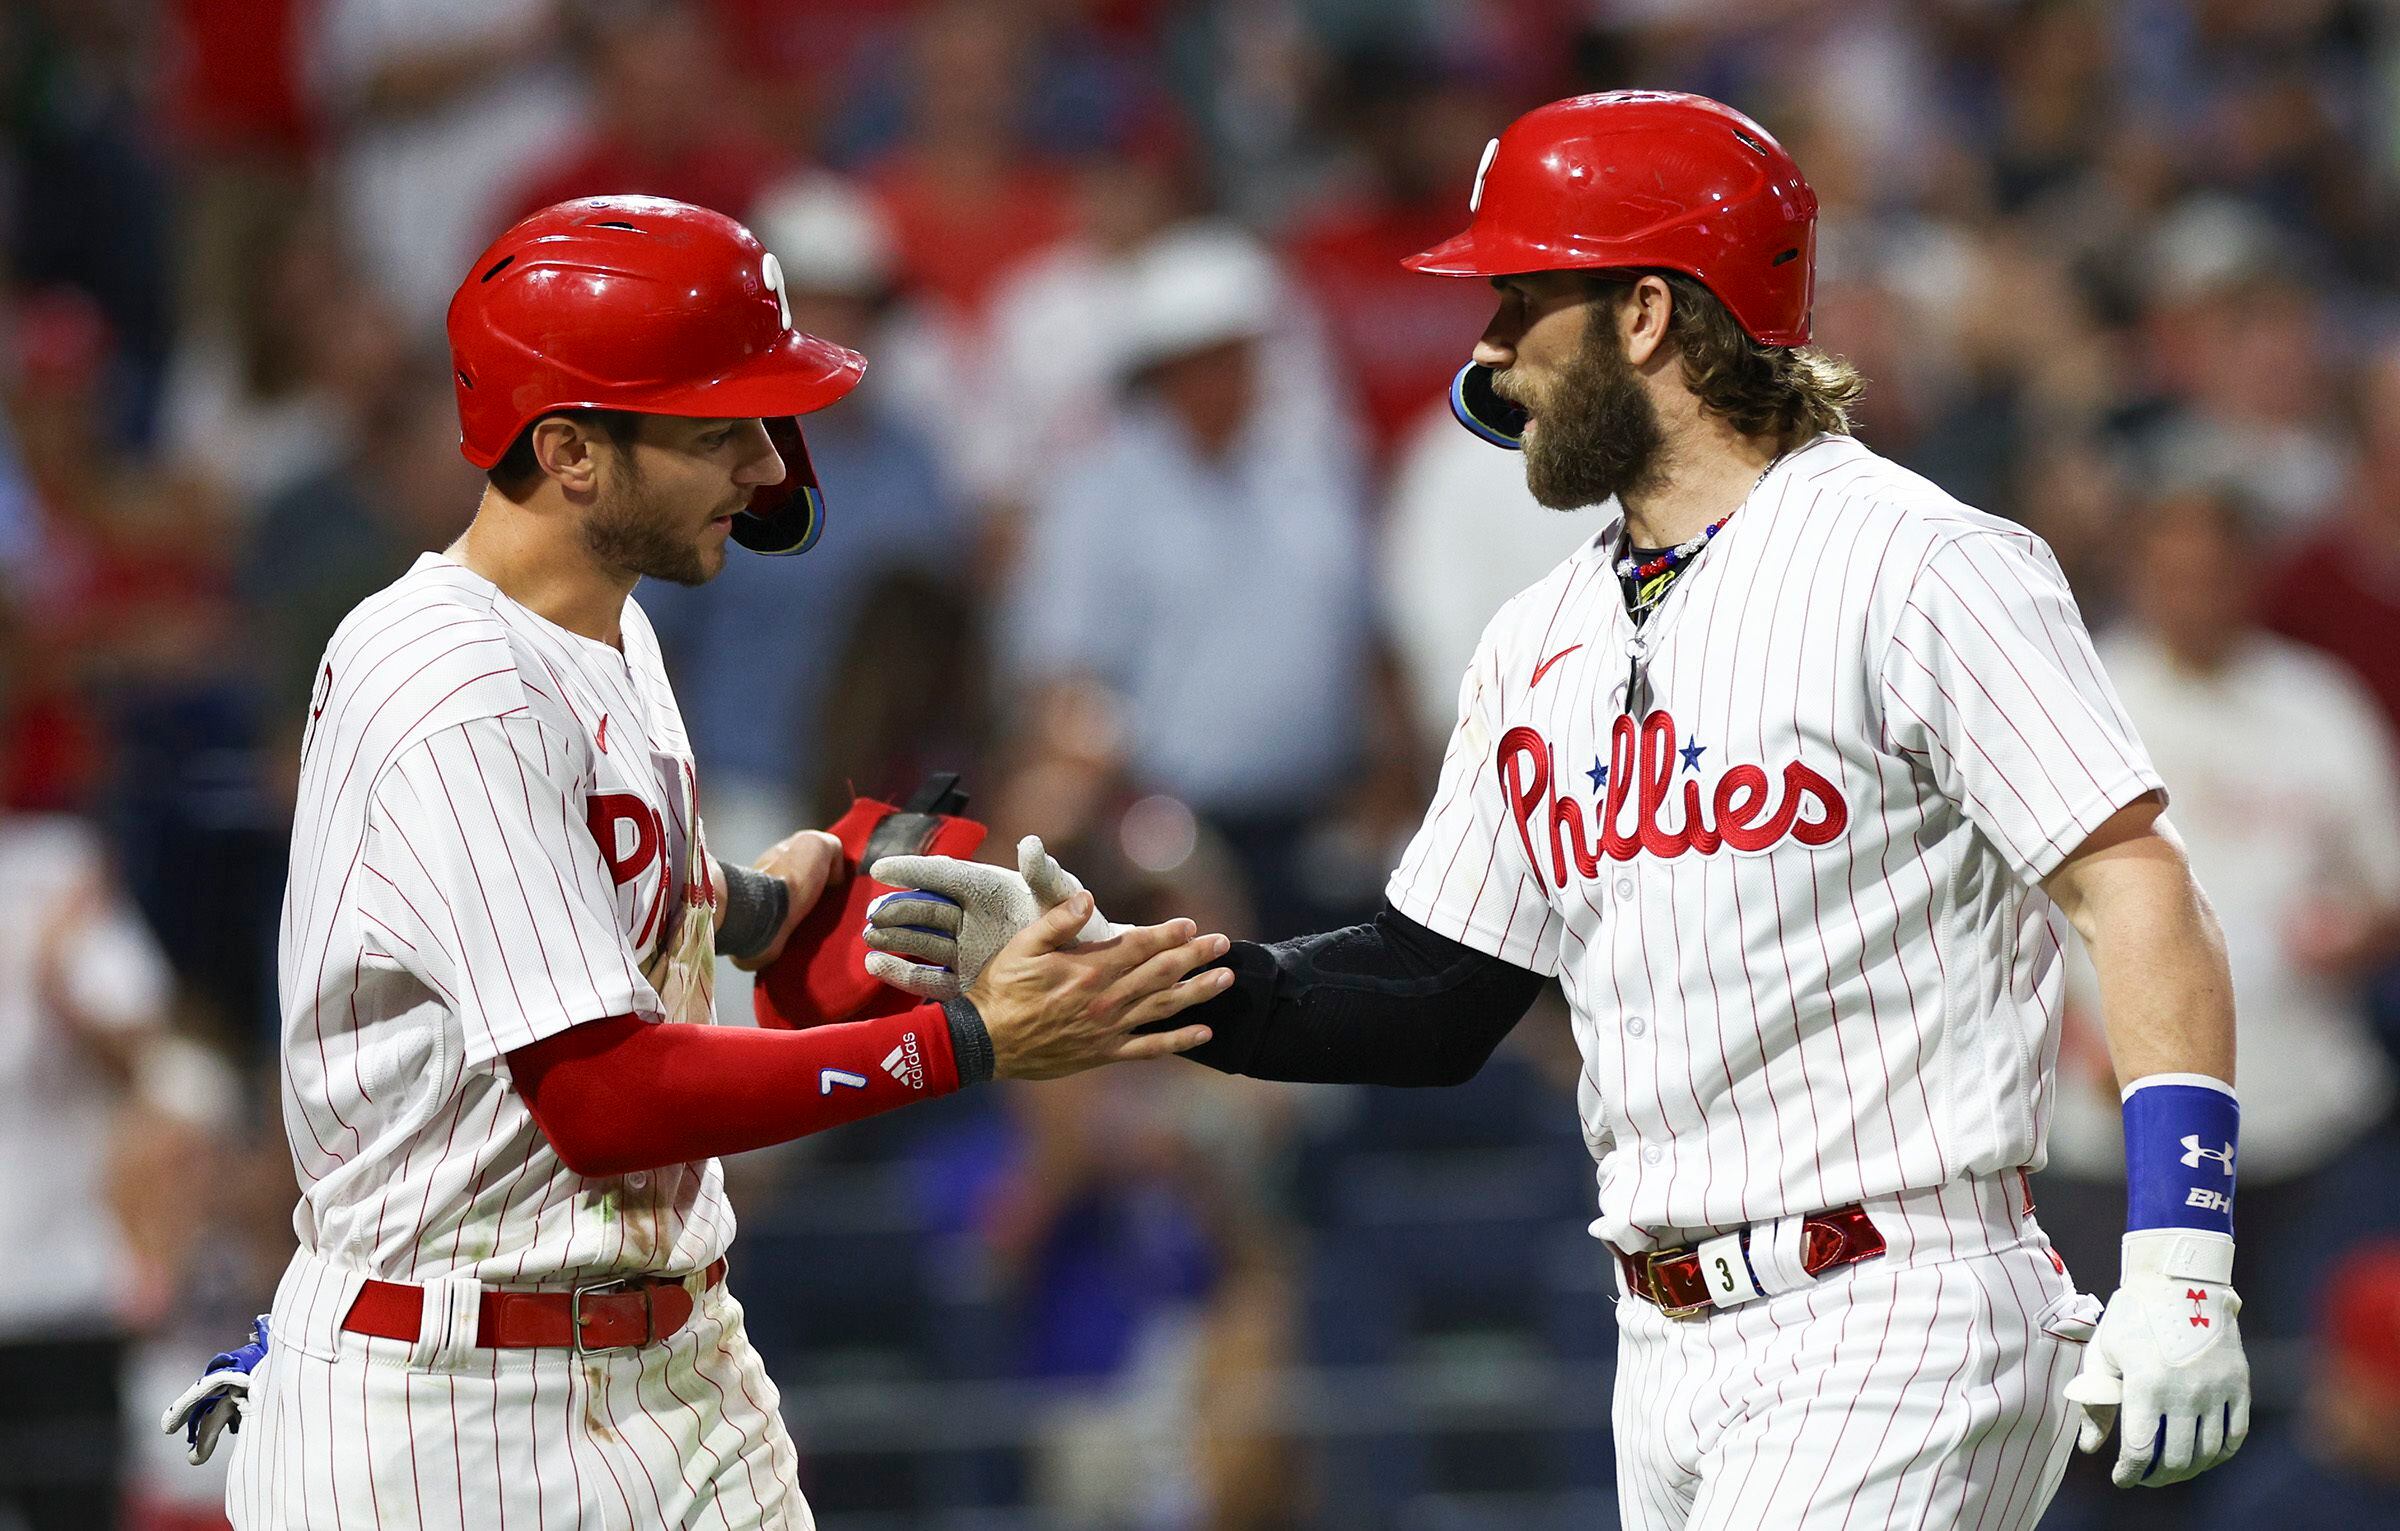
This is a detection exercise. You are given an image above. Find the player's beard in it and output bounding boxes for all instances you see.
[582,466,727,587]
[1520,320,1667,512]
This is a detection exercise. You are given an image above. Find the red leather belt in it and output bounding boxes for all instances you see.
[1618,1205,1885,1319]
[341,1258,727,1352]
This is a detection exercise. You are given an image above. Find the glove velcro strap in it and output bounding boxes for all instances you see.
[2123,1229,2235,1285]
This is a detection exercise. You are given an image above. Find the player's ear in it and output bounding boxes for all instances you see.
[530,417,605,496]
[1621,274,1673,370]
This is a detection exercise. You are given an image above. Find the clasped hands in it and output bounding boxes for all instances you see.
[863,836,1226,1078]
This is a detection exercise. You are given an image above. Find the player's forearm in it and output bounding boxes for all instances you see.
[2047,825,2236,1086]
[1180,903,1546,1086]
[508,1005,989,1176]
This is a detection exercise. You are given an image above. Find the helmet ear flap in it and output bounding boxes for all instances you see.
[1450,362,1527,449]
[730,416,827,555]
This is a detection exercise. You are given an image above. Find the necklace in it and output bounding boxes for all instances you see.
[1619,455,1785,714]
[1614,453,1783,616]
[1615,513,1735,583]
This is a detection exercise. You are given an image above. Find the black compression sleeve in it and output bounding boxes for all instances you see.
[1177,902,1547,1086]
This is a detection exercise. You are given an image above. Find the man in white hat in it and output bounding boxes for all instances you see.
[1001,223,1377,936]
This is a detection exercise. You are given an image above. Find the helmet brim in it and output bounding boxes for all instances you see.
[1401,230,1507,278]
[622,329,867,425]
[458,330,868,468]
[1403,226,1655,280]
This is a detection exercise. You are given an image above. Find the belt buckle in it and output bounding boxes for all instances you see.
[1645,1247,1710,1320]
[570,1278,657,1353]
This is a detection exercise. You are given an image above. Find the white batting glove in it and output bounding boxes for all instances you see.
[863,836,1121,999]
[2062,1230,2249,1487]
[160,1315,270,1466]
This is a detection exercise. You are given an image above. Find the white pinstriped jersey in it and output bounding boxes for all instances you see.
[1389,434,2162,1249]
[278,553,731,1285]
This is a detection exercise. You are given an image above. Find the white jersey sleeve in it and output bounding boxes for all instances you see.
[362,711,660,1069]
[1878,530,2163,883]
[1386,605,1563,975]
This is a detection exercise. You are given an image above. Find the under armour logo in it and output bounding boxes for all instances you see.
[2186,1287,2212,1328]
[2179,1135,2235,1175]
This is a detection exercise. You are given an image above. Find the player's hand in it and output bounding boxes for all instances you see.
[161,1315,270,1466]
[730,829,844,972]
[863,836,1121,999]
[2062,1230,2249,1487]
[967,892,1229,1080]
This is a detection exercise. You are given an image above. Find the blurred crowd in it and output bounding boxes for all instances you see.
[5,0,2400,1527]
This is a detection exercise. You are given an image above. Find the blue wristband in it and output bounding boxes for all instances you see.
[2121,1074,2238,1237]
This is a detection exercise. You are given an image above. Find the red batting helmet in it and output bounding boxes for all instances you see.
[446,195,866,555]
[1405,91,1818,347]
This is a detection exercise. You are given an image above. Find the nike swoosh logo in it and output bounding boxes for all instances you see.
[1531,645,1582,688]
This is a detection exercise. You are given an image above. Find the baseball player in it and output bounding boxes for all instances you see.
[193,195,1229,1530]
[865,94,2250,1527]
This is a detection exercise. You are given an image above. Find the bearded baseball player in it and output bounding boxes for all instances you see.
[866,93,2250,1526]
[181,195,1229,1529]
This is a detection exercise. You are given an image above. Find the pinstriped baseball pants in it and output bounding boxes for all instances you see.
[1610,1175,2089,1530]
[226,1250,810,1530]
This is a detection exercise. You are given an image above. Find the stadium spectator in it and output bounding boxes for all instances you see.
[8,290,239,712]
[859,0,1075,321]
[500,0,789,225]
[936,148,1194,523]
[2265,334,2400,738]
[698,0,908,164]
[1001,224,1373,937]
[0,793,233,1531]
[314,0,584,328]
[2,1,178,443]
[989,1064,1299,1531]
[1282,54,1514,463]
[164,0,316,354]
[159,203,407,514]
[2124,199,2350,528]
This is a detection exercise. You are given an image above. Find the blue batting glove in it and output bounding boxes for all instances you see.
[160,1315,270,1466]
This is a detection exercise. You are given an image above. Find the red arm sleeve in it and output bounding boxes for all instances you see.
[507,1004,966,1177]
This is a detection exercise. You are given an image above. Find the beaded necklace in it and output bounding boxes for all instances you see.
[1614,512,1735,584]
[1614,453,1781,618]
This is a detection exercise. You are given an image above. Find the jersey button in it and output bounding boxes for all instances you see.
[1641,1144,1665,1166]
[1615,877,1636,901]
[626,1172,650,1190]
[1625,1016,1647,1037]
